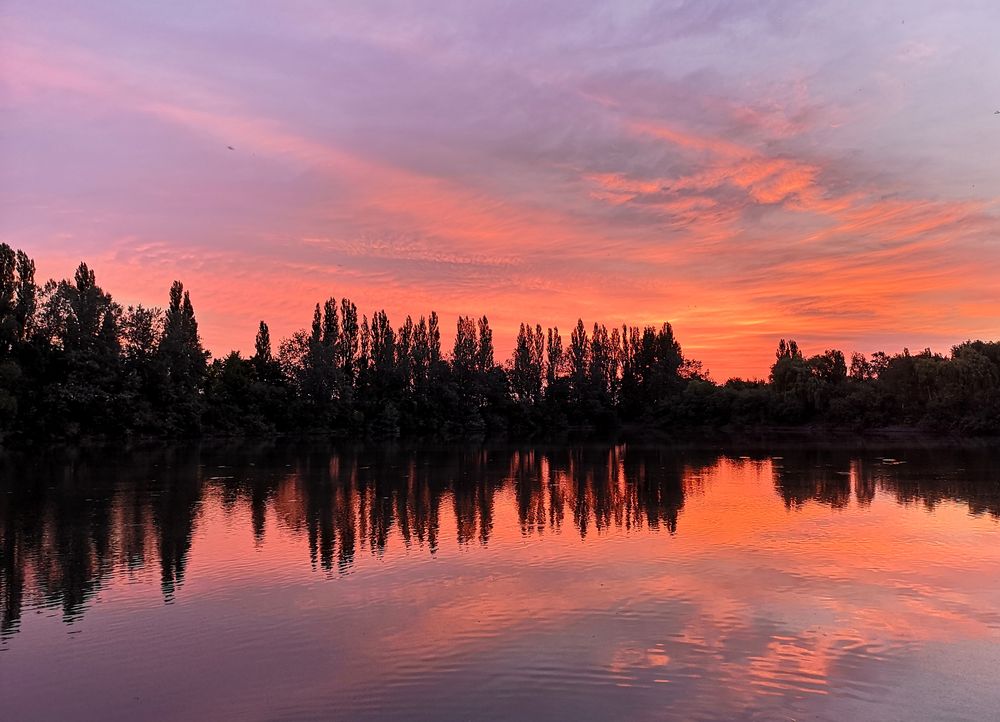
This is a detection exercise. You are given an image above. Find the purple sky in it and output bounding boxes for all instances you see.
[2,0,999,378]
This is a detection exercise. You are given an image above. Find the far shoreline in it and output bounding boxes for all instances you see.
[2,424,997,459]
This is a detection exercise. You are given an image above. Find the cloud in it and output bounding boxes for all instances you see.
[2,0,1000,378]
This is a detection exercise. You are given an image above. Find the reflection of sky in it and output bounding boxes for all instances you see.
[3,2,1000,378]
[2,452,1000,721]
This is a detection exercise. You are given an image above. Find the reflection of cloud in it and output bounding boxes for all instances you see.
[5,445,1000,718]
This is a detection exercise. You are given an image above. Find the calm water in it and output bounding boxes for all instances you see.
[2,442,1000,721]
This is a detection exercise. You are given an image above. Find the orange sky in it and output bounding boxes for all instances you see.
[2,2,1000,378]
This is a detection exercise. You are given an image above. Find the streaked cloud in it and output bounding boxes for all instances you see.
[2,0,999,379]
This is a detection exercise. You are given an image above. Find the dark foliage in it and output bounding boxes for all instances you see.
[3,244,1000,442]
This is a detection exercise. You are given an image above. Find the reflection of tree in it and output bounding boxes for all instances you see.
[876,449,1000,518]
[854,461,877,507]
[513,450,545,535]
[4,443,999,643]
[0,443,686,640]
[508,445,694,538]
[152,450,203,602]
[402,458,442,553]
[0,446,202,638]
[771,450,853,509]
[0,477,34,639]
[770,447,1000,518]
[628,449,689,534]
[449,449,503,546]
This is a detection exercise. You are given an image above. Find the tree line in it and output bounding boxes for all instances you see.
[2,243,999,441]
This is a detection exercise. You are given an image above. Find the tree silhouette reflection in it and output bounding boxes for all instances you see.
[2,443,999,642]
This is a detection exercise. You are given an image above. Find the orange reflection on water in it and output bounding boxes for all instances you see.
[2,444,1000,721]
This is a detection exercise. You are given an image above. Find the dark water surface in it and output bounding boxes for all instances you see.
[2,442,1000,721]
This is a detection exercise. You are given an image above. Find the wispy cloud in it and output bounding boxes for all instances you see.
[2,0,999,378]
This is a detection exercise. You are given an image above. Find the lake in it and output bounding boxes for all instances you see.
[2,441,1000,721]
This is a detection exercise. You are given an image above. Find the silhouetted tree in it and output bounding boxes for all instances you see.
[453,316,477,379]
[569,319,589,405]
[511,323,545,404]
[0,245,38,432]
[477,316,494,373]
[29,264,124,435]
[253,321,274,377]
[4,246,1000,441]
[0,245,35,354]
[546,327,563,388]
[338,298,359,392]
[157,281,208,433]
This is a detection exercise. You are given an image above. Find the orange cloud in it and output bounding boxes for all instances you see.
[6,23,1000,381]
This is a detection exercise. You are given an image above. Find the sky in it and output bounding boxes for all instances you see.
[2,1,999,379]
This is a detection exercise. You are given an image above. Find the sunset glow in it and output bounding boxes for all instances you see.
[2,2,999,378]
[4,444,1000,720]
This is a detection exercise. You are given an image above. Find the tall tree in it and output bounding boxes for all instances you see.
[0,244,37,430]
[476,316,494,373]
[0,245,17,355]
[366,310,400,436]
[428,311,442,364]
[511,323,545,404]
[412,316,431,391]
[322,298,339,349]
[310,303,322,344]
[453,316,477,377]
[157,281,208,432]
[589,323,615,400]
[254,321,272,367]
[397,315,415,391]
[546,327,563,387]
[252,320,281,384]
[339,298,359,387]
[641,323,683,404]
[14,250,36,343]
[569,319,589,398]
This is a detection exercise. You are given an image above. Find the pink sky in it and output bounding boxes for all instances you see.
[2,1,999,379]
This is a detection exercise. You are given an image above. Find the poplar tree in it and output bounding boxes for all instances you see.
[546,327,563,387]
[158,280,208,431]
